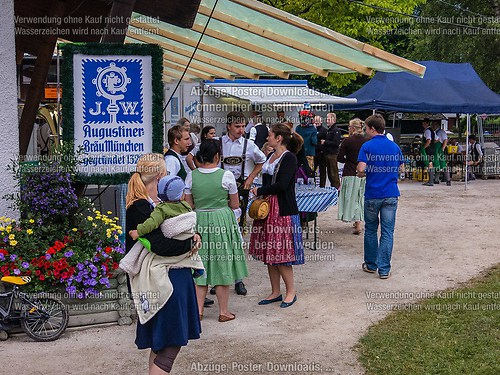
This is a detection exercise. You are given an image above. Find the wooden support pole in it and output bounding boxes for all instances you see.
[18,0,66,156]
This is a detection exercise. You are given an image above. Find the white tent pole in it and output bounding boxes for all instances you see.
[465,114,470,191]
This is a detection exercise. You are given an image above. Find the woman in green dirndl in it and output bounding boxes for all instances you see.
[184,139,248,322]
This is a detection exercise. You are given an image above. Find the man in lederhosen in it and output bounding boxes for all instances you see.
[164,125,192,179]
[220,111,266,296]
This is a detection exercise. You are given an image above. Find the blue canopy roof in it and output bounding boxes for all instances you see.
[334,61,500,114]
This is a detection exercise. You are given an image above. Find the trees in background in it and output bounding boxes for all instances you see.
[262,0,500,94]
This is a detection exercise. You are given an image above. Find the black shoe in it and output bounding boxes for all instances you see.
[446,181,451,186]
[209,286,216,295]
[422,182,434,186]
[434,180,440,184]
[235,281,247,296]
[204,298,214,307]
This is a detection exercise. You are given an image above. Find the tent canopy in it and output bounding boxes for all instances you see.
[334,61,500,114]
[125,0,425,82]
[204,79,357,106]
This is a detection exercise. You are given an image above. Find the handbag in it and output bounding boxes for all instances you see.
[248,152,285,221]
[248,197,270,220]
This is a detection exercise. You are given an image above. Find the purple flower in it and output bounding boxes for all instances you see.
[0,254,4,261]
[45,254,51,260]
[77,263,85,270]
[21,262,29,269]
[66,285,77,294]
[9,254,17,261]
[13,269,21,275]
[77,292,84,299]
[64,251,74,258]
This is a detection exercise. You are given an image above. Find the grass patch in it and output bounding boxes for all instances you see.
[358,266,500,375]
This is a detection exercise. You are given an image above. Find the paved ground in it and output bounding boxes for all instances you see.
[1,179,499,375]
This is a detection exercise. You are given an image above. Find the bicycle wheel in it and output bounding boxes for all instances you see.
[21,296,69,342]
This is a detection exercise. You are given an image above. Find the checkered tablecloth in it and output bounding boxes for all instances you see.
[248,185,338,214]
[295,186,338,212]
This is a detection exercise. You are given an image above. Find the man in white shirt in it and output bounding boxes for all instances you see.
[433,122,451,185]
[164,125,192,180]
[248,111,268,149]
[219,111,266,296]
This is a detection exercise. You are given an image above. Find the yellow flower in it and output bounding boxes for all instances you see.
[117,229,123,235]
[10,240,17,246]
[87,216,93,221]
[26,229,34,235]
[0,226,4,232]
[107,211,112,215]
[8,234,15,240]
[29,219,35,224]
[72,228,78,232]
[6,226,12,233]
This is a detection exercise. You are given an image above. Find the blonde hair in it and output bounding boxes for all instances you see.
[349,118,364,135]
[126,153,166,208]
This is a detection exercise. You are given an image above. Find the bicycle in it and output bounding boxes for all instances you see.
[0,275,69,341]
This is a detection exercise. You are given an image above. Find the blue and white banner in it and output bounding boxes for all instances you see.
[73,55,153,175]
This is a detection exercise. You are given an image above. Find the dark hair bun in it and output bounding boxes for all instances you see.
[196,139,221,164]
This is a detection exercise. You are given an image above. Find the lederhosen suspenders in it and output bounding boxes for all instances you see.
[221,138,249,227]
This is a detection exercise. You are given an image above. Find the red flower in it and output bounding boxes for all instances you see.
[39,274,45,281]
[35,270,41,276]
[47,247,56,255]
[61,272,69,279]
[0,266,8,273]
[0,249,8,256]
[105,247,113,254]
[112,262,119,270]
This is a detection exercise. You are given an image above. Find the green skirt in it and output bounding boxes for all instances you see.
[194,206,248,286]
[338,176,365,222]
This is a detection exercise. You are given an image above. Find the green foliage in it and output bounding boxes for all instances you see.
[408,0,500,92]
[358,266,500,374]
[260,0,425,94]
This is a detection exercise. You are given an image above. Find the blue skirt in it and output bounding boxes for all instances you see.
[135,268,201,351]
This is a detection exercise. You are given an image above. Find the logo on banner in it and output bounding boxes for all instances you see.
[82,58,143,124]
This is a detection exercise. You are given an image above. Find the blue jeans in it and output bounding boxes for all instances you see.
[363,197,398,276]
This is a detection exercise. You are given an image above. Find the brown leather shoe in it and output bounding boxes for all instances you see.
[218,313,236,322]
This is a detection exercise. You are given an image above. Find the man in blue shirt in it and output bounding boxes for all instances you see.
[356,114,404,279]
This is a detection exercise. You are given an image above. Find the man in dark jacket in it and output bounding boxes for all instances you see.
[313,115,328,187]
[321,112,342,189]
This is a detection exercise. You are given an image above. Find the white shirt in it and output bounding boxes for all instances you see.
[165,150,190,177]
[469,142,483,157]
[249,123,263,142]
[184,167,238,195]
[262,151,288,175]
[424,127,433,141]
[220,135,266,180]
[245,119,254,134]
[436,129,448,142]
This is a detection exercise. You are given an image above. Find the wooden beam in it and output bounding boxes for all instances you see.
[163,60,214,81]
[163,70,197,82]
[18,0,66,156]
[197,4,372,76]
[190,21,329,77]
[129,21,289,78]
[101,0,136,43]
[164,55,235,80]
[126,33,259,79]
[230,0,425,77]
